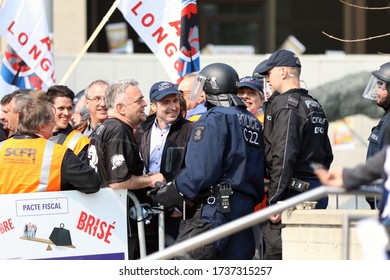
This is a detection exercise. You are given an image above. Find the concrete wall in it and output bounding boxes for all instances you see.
[53,0,86,54]
[282,209,380,259]
[52,53,387,97]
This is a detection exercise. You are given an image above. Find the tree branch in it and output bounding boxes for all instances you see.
[339,0,390,10]
[322,31,390,42]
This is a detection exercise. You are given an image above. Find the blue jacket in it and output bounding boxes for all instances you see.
[367,111,390,159]
[176,106,264,203]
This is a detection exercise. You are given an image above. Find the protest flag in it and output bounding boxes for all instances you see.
[0,0,55,97]
[118,0,201,83]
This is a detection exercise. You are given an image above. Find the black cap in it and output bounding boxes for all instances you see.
[255,49,301,75]
[253,59,268,77]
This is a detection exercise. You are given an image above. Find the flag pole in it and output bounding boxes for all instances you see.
[58,0,122,85]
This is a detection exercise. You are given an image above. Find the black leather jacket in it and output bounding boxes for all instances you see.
[136,114,193,182]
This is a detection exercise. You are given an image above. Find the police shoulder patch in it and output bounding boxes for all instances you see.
[287,96,299,108]
[193,126,205,142]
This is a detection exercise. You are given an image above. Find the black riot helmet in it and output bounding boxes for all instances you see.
[189,62,245,109]
[373,62,390,83]
[362,62,390,110]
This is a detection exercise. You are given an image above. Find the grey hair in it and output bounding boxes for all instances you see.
[12,93,35,113]
[18,99,54,134]
[84,79,110,99]
[79,104,90,121]
[105,79,139,111]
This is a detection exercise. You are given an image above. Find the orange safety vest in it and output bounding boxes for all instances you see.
[255,111,264,125]
[62,129,90,156]
[254,110,265,211]
[0,137,67,194]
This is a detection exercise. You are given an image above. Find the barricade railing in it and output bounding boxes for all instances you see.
[334,179,383,209]
[127,191,147,258]
[142,186,382,260]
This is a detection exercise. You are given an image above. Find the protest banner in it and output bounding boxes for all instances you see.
[0,0,55,96]
[118,0,200,82]
[0,188,128,260]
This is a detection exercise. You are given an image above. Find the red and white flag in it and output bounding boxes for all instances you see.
[0,0,55,97]
[118,0,200,83]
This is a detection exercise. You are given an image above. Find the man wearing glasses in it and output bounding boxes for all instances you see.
[79,79,110,138]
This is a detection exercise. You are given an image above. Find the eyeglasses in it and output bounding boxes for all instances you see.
[86,96,105,104]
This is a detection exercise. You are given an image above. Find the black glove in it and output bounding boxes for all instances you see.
[152,181,184,208]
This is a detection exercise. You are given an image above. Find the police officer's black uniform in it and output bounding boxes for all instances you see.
[364,62,390,209]
[254,49,333,260]
[262,88,333,259]
[367,112,390,158]
[264,88,333,206]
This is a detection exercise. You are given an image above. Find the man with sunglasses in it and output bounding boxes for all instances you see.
[362,62,390,209]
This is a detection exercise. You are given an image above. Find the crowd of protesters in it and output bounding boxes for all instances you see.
[0,50,389,260]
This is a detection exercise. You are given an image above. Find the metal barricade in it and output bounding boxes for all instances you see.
[127,191,165,258]
[142,186,382,260]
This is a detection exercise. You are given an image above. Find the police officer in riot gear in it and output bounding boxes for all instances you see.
[362,62,390,209]
[152,62,265,259]
[194,63,248,109]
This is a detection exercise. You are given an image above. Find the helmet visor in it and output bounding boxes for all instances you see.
[362,75,387,100]
[189,73,206,101]
[262,78,272,101]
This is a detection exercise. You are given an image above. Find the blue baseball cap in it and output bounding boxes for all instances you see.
[149,81,180,101]
[255,49,301,76]
[239,76,263,93]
